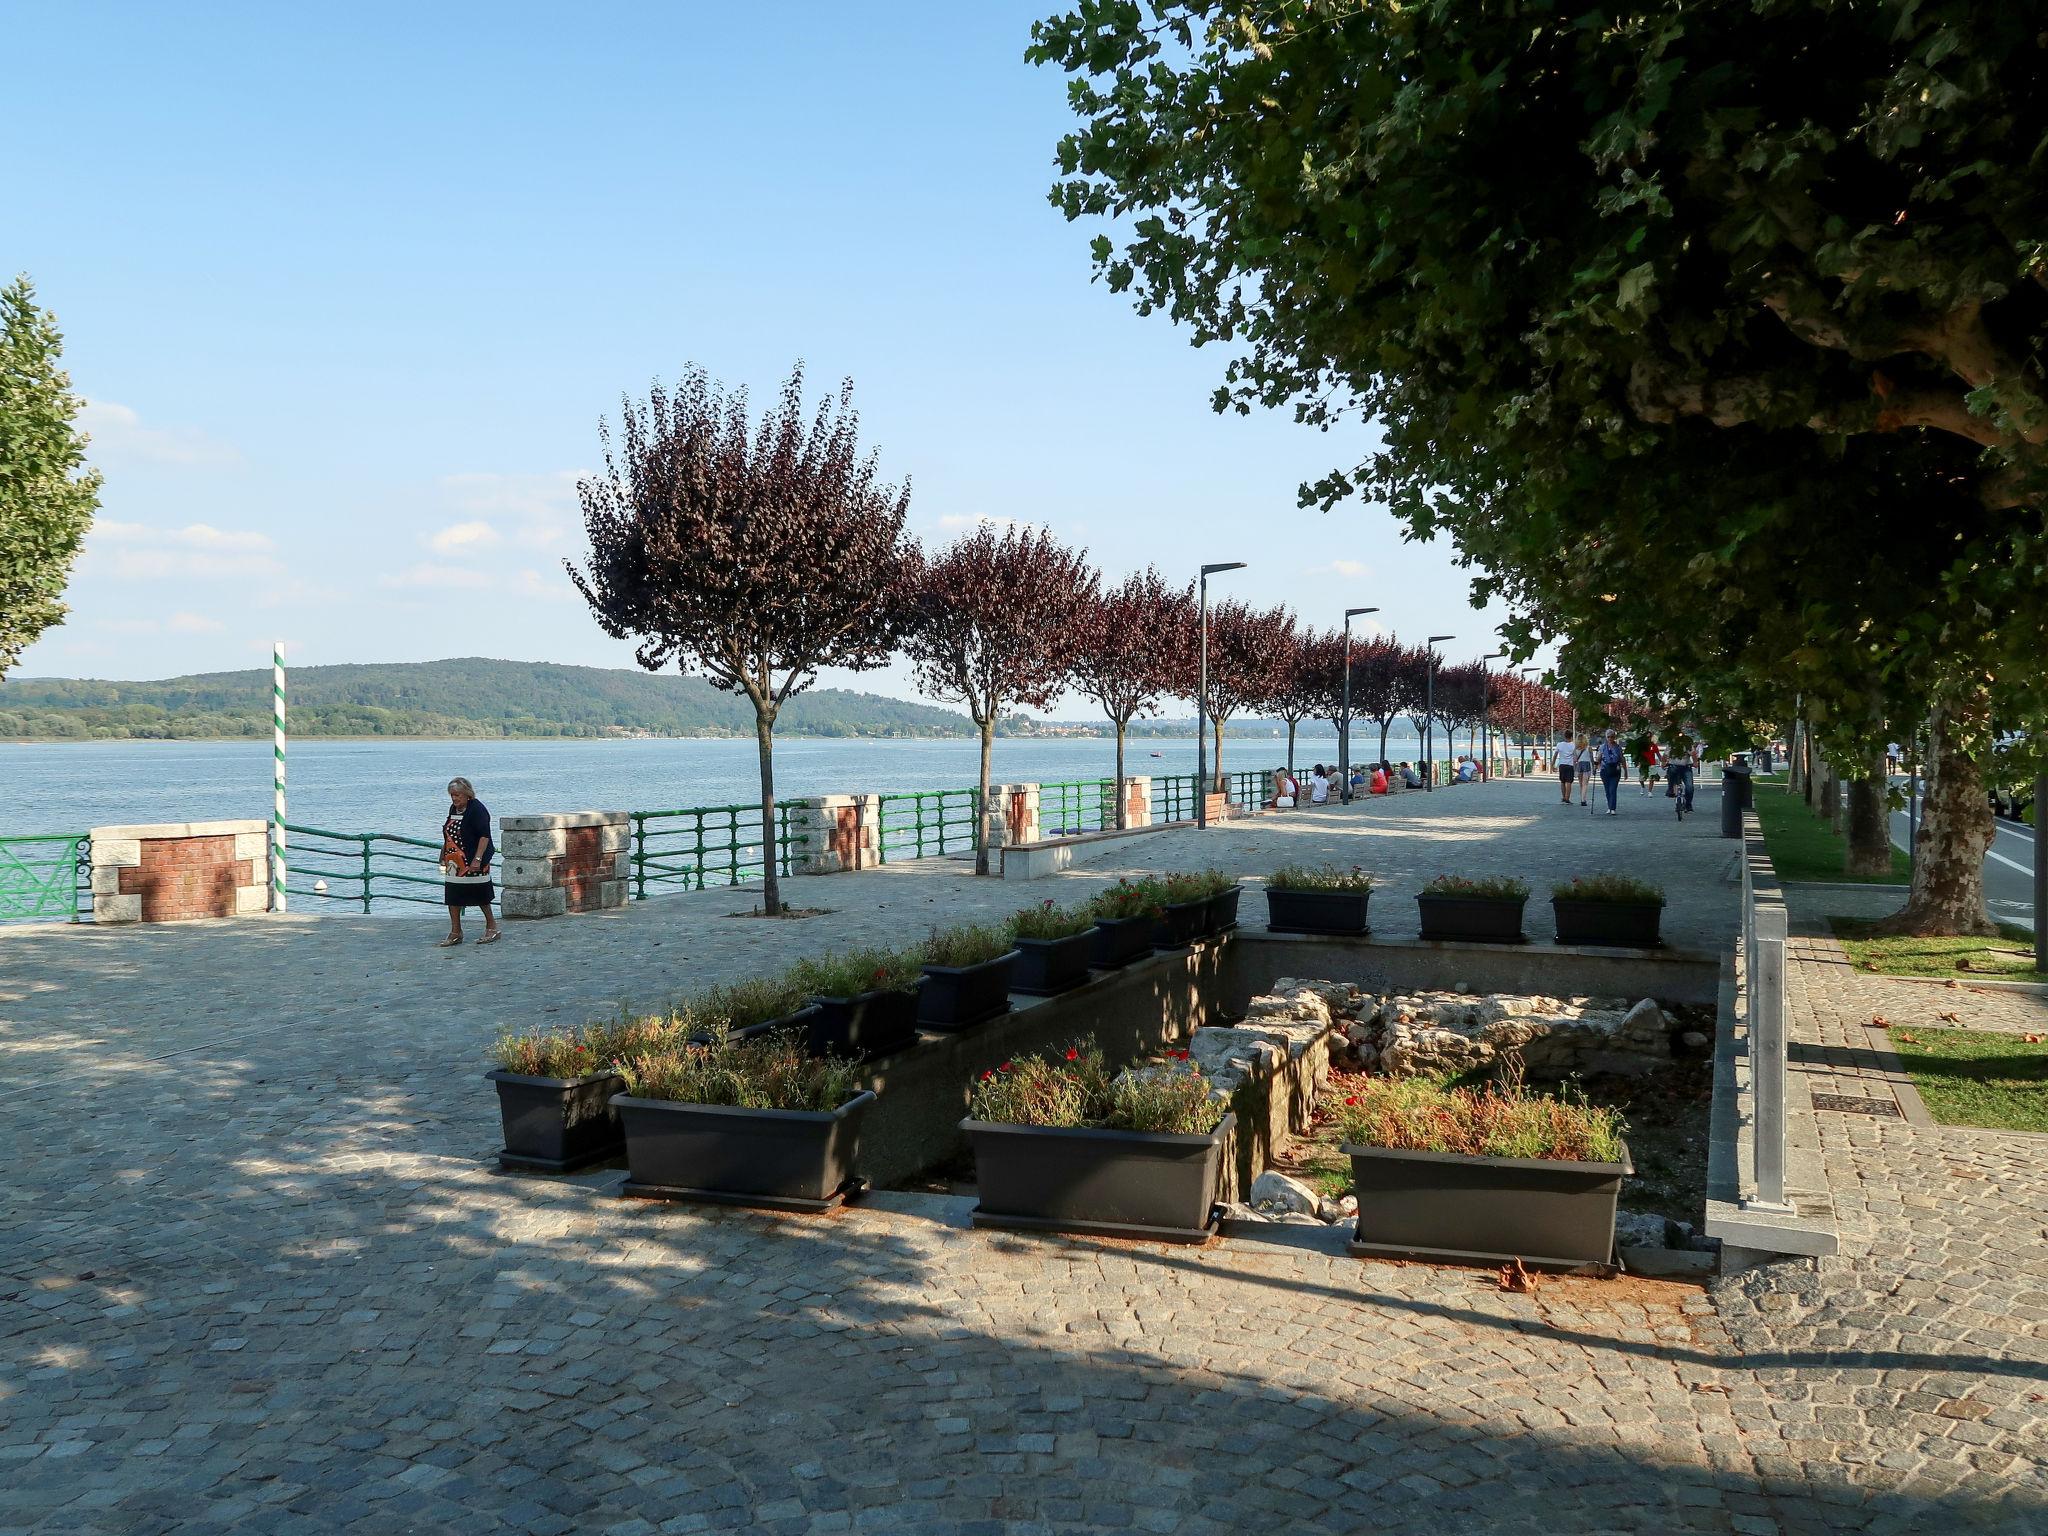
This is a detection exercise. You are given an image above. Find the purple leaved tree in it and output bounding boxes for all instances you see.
[1069,567,1191,827]
[903,525,1098,874]
[568,363,917,916]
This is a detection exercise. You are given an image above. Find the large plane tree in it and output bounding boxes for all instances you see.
[1069,565,1190,827]
[570,363,916,915]
[1031,0,2048,933]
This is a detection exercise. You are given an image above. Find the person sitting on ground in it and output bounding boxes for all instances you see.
[1308,764,1332,805]
[1269,766,1297,809]
[1399,760,1423,789]
[1455,755,1477,783]
[1370,763,1389,795]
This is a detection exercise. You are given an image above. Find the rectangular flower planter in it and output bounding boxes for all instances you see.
[1151,897,1211,950]
[962,1112,1235,1244]
[689,1004,819,1047]
[614,1090,876,1211]
[1552,898,1664,948]
[489,1069,628,1173]
[1205,886,1242,935]
[805,982,924,1061]
[1264,886,1372,935]
[1090,914,1154,970]
[1342,1140,1633,1267]
[917,950,1020,1031]
[1415,893,1528,944]
[1011,931,1095,996]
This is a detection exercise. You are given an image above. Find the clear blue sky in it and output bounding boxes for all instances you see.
[10,0,1533,708]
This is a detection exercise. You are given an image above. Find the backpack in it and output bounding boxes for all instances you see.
[1599,740,1623,770]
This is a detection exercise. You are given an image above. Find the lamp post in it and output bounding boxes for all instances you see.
[1481,651,1505,781]
[1424,635,1454,791]
[1520,667,1539,777]
[1194,561,1247,829]
[1339,606,1379,803]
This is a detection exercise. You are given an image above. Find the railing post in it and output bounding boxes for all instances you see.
[632,814,646,900]
[1743,905,1794,1214]
[360,835,373,912]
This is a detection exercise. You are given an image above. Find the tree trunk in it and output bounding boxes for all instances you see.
[1845,749,1893,877]
[1286,719,1297,775]
[1818,756,1838,823]
[1875,692,1996,936]
[974,715,995,877]
[753,707,781,916]
[1113,716,1128,831]
[1378,720,1391,770]
[1788,718,1805,796]
[1212,716,1226,793]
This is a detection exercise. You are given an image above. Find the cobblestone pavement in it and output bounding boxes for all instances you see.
[6,780,2046,1532]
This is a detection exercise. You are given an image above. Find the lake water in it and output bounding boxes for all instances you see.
[1,730,1456,837]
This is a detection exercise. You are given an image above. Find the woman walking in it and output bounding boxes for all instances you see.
[1572,732,1593,807]
[439,776,500,946]
[1597,730,1626,815]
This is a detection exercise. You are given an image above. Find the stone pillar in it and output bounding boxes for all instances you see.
[90,821,270,924]
[498,812,629,918]
[790,794,880,874]
[1116,775,1152,829]
[981,783,1040,849]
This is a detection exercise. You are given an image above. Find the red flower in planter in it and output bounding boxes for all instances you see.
[1000,1061,1014,1072]
[1346,1095,1358,1105]
[1064,1048,1079,1062]
[980,1069,995,1081]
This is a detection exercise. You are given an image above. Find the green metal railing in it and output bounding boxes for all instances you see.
[0,834,91,922]
[1150,774,1197,824]
[630,802,808,896]
[1226,769,1269,810]
[875,788,981,863]
[284,823,447,910]
[1037,778,1117,837]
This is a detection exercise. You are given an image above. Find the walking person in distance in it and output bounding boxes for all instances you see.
[1572,732,1593,807]
[1596,730,1625,816]
[439,776,500,946]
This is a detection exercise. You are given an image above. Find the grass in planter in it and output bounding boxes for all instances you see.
[1161,870,1212,906]
[1421,874,1531,902]
[493,1013,676,1078]
[1828,917,2045,980]
[920,922,1016,969]
[1194,867,1239,897]
[1267,862,1375,893]
[967,1040,1225,1135]
[1337,1075,1626,1163]
[789,945,923,999]
[618,1026,866,1112]
[1088,876,1166,922]
[688,975,814,1032]
[1553,873,1666,906]
[1008,898,1097,943]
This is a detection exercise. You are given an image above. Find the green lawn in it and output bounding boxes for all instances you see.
[1751,785,1911,883]
[1830,917,2046,981]
[1890,1027,2048,1132]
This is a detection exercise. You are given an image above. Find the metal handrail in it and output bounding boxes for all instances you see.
[1150,773,1197,824]
[283,822,447,911]
[630,801,809,897]
[1037,778,1117,838]
[874,788,980,863]
[0,833,91,922]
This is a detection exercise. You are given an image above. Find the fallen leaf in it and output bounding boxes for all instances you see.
[2026,1034,2043,1045]
[1896,1032,1921,1045]
[1938,1011,1961,1023]
[1871,1017,1890,1029]
[1498,1258,1539,1295]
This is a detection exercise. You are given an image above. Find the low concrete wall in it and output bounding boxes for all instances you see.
[854,940,1228,1187]
[1000,822,1174,880]
[1222,930,1723,1009]
[89,820,269,924]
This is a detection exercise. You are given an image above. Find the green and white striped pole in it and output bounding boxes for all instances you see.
[272,641,287,913]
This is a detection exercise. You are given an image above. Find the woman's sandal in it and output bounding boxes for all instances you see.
[437,936,462,948]
[476,930,502,945]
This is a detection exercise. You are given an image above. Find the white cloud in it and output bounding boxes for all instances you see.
[168,611,226,634]
[78,400,242,468]
[511,568,577,602]
[378,562,495,591]
[436,471,583,551]
[85,519,281,580]
[1312,558,1373,579]
[427,520,500,553]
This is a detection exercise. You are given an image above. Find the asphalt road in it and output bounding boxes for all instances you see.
[1890,786,2037,929]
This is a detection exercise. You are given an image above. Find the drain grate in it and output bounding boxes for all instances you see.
[1813,1093,1903,1117]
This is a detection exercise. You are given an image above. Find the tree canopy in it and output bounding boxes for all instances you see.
[0,275,100,680]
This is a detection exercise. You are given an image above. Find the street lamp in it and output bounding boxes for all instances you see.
[1481,652,1506,782]
[1520,667,1540,777]
[1424,635,1455,791]
[1339,606,1379,803]
[1195,561,1247,829]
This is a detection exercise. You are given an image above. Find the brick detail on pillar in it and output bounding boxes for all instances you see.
[790,795,878,875]
[89,820,270,923]
[982,783,1040,850]
[1117,775,1152,829]
[498,812,630,918]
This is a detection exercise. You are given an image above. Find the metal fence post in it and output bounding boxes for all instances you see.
[1743,905,1794,1214]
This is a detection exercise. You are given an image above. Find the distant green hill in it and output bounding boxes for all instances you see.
[0,658,980,741]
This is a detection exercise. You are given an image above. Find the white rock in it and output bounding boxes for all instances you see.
[1316,1194,1359,1224]
[1248,1170,1320,1215]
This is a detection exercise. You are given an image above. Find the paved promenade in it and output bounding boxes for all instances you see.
[4,780,2045,1532]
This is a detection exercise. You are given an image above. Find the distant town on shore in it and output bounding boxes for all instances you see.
[0,657,1313,743]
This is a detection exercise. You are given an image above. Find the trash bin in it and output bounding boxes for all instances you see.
[1721,761,1753,837]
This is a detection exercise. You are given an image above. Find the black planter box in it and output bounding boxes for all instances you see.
[1090,914,1155,970]
[1415,893,1528,944]
[918,950,1020,1031]
[964,1112,1235,1243]
[806,982,924,1060]
[489,1069,628,1172]
[1011,930,1095,996]
[1552,898,1664,948]
[1151,897,1210,950]
[1205,885,1242,935]
[1264,886,1372,935]
[615,1090,875,1210]
[691,1004,819,1046]
[1343,1140,1632,1267]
